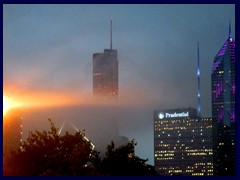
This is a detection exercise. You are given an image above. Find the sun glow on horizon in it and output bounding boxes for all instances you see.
[3,96,23,116]
[3,90,89,110]
[3,96,10,116]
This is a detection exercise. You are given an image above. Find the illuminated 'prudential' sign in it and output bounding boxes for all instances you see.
[158,112,189,119]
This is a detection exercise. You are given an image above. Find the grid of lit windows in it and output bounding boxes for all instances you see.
[93,49,118,97]
[154,110,213,176]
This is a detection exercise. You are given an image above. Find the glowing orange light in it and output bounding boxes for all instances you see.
[4,84,95,109]
[3,96,22,116]
[3,96,10,116]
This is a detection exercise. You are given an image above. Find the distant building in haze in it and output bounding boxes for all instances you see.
[211,24,235,176]
[154,108,213,176]
[3,108,23,156]
[90,20,120,155]
[93,19,118,97]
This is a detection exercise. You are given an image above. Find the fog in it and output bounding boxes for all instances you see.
[19,80,201,166]
[3,4,235,165]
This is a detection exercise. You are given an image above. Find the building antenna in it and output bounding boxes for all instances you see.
[229,21,232,39]
[110,18,112,49]
[197,42,201,118]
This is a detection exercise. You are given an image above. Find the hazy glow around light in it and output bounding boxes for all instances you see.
[3,87,84,109]
[3,96,22,116]
[3,96,10,116]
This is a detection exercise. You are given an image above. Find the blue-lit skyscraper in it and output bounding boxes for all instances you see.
[212,24,235,175]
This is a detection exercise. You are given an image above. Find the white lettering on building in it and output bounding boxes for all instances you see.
[158,112,189,119]
[165,112,189,118]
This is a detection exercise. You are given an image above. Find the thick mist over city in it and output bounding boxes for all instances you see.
[3,4,235,166]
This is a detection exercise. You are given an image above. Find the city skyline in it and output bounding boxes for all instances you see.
[3,4,235,165]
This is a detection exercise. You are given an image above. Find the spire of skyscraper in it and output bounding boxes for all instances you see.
[197,42,201,118]
[229,21,232,39]
[110,19,112,49]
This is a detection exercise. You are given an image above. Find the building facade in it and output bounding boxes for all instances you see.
[93,49,118,97]
[3,108,23,156]
[211,26,235,175]
[154,108,213,176]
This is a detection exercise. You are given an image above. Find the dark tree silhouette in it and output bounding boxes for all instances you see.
[4,119,99,176]
[99,140,157,176]
[4,119,156,176]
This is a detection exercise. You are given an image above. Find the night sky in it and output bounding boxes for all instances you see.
[3,4,235,165]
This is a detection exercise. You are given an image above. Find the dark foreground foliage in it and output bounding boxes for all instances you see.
[4,119,157,176]
[99,140,157,176]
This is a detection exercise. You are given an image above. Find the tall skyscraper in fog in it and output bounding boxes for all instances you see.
[212,24,235,175]
[93,20,118,97]
[91,20,120,154]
